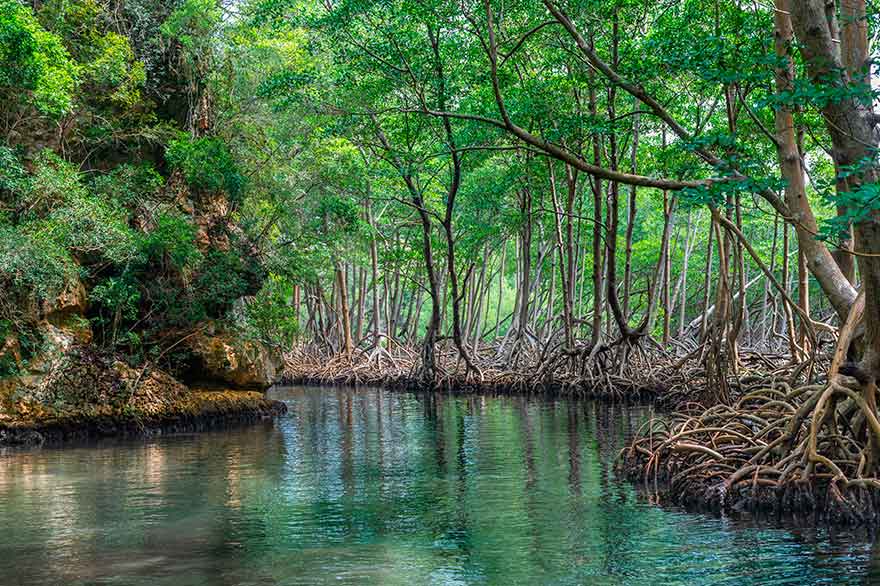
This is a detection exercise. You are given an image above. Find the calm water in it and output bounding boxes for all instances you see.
[0,386,878,585]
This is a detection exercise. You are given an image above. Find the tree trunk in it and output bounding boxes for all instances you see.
[662,192,672,344]
[623,101,639,322]
[549,162,575,350]
[699,220,714,340]
[366,198,383,348]
[335,262,353,358]
[775,1,857,321]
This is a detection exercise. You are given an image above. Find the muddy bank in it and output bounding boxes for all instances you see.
[0,389,287,447]
[0,342,286,447]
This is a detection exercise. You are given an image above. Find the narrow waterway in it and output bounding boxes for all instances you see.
[0,386,876,585]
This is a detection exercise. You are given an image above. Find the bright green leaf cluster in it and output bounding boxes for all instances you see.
[0,0,78,116]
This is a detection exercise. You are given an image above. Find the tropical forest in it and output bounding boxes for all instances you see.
[4,0,880,583]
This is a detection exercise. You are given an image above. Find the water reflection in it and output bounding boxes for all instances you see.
[0,386,875,585]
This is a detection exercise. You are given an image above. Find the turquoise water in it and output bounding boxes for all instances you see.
[0,386,876,585]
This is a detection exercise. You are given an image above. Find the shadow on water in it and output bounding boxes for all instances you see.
[0,385,877,585]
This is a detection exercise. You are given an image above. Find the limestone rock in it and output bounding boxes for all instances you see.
[184,324,281,390]
[21,345,187,412]
[42,278,88,323]
[41,277,92,345]
[1,276,91,378]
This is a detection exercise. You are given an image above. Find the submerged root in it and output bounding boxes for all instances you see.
[618,373,880,523]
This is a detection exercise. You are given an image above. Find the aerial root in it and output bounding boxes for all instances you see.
[618,373,880,523]
[279,339,695,398]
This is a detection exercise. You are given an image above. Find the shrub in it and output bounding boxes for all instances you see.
[0,223,77,300]
[0,0,78,116]
[91,163,164,207]
[237,276,299,348]
[166,135,246,203]
[138,213,201,270]
[41,189,138,264]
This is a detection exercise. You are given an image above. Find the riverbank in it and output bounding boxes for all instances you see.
[0,387,287,447]
[0,344,286,447]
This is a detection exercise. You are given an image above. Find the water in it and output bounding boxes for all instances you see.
[0,386,877,585]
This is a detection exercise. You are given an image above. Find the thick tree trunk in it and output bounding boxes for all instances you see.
[830,0,867,283]
[791,0,880,378]
[776,1,857,321]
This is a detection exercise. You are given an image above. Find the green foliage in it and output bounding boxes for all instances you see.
[160,0,221,51]
[818,157,880,242]
[166,135,246,202]
[31,0,153,154]
[85,31,147,106]
[0,146,29,199]
[11,153,140,265]
[192,249,256,317]
[0,0,289,366]
[91,164,165,207]
[90,276,141,323]
[312,194,363,236]
[762,76,878,111]
[138,213,201,270]
[238,276,300,347]
[0,0,78,116]
[143,247,259,329]
[0,223,77,300]
[15,150,87,216]
[41,190,138,263]
[6,0,871,370]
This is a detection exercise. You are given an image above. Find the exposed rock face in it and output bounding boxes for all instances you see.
[1,276,186,416]
[0,344,286,445]
[1,277,92,383]
[0,267,285,444]
[41,278,88,324]
[18,345,186,412]
[32,279,92,372]
[184,323,281,390]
